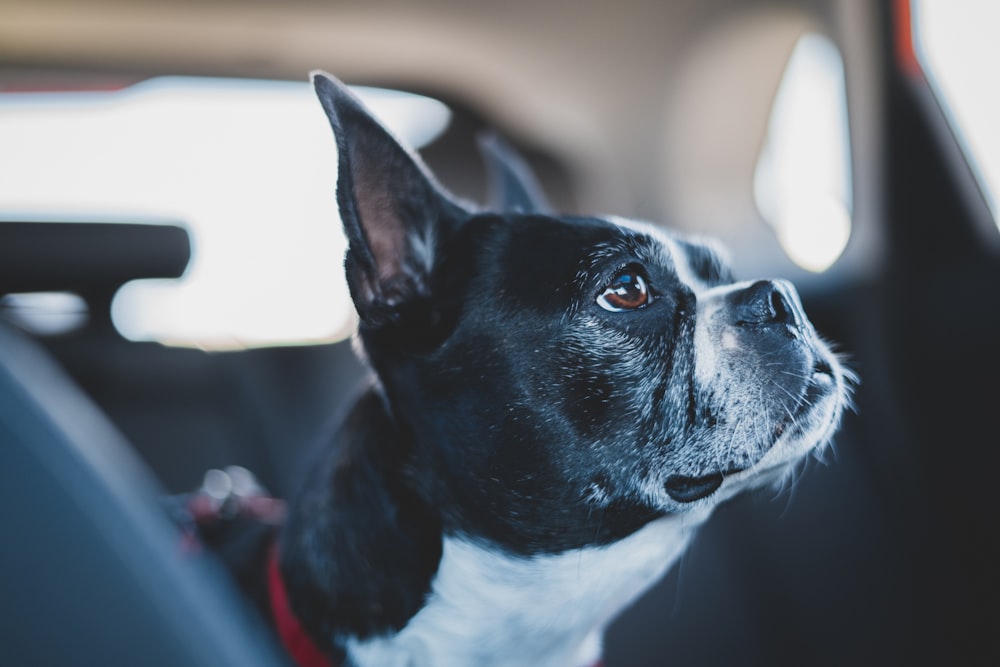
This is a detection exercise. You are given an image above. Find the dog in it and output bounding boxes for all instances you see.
[248,72,853,667]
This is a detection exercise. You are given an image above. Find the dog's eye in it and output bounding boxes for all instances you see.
[598,269,650,312]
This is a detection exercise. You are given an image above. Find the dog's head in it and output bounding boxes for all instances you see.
[313,72,851,556]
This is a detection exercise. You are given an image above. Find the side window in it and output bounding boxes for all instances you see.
[753,33,852,273]
[912,1,1000,229]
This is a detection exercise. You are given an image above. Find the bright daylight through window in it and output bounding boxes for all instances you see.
[754,32,852,274]
[912,0,1000,226]
[0,77,450,349]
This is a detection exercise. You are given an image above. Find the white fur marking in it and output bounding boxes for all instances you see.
[346,512,710,667]
[721,329,740,351]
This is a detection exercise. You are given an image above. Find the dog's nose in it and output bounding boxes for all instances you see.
[732,279,802,328]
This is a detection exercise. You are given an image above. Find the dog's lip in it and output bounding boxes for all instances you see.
[770,370,828,440]
[781,356,837,424]
[802,360,837,407]
[663,472,725,503]
[663,462,754,503]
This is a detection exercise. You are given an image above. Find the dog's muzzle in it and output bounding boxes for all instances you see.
[662,279,842,504]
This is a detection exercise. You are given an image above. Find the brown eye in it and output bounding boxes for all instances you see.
[597,269,650,312]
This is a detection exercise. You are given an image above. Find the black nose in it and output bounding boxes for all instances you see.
[733,280,802,328]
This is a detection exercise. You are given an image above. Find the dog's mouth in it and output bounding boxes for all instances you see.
[663,472,725,503]
[664,357,840,504]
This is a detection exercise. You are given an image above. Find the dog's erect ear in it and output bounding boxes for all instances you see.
[312,71,469,326]
[478,132,553,215]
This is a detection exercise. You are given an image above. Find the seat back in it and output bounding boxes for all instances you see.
[0,322,289,667]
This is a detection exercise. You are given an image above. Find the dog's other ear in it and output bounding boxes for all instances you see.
[312,71,469,326]
[478,132,553,215]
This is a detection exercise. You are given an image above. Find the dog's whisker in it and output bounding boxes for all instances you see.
[777,369,813,381]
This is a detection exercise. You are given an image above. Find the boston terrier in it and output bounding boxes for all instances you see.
[254,72,853,667]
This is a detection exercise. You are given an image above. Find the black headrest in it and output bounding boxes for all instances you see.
[0,220,190,294]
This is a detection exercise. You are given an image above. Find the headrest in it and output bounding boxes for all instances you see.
[0,221,190,295]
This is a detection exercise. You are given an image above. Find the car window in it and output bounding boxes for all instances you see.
[0,76,450,349]
[912,0,1000,226]
[754,32,851,273]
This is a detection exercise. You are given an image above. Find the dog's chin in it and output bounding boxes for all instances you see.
[662,358,848,512]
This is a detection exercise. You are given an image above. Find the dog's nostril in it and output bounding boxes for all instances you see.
[664,472,724,503]
[735,280,797,327]
[769,288,790,323]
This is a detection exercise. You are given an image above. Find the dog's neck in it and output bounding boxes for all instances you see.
[280,386,713,667]
[344,513,709,667]
[278,388,444,647]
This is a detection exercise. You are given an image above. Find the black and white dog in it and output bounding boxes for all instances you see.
[266,72,852,667]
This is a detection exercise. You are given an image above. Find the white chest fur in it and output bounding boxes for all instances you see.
[345,510,710,667]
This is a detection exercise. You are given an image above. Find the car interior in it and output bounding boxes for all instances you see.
[1,0,998,665]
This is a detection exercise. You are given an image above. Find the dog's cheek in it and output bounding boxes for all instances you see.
[561,360,616,438]
[552,342,653,437]
[548,331,675,481]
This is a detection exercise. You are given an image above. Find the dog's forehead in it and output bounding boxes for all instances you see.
[467,213,729,292]
[443,213,734,327]
[436,216,713,343]
[471,213,634,259]
[605,216,732,286]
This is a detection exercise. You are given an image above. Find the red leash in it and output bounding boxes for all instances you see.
[172,466,336,667]
[268,547,336,667]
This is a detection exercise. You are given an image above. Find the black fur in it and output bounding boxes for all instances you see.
[280,389,442,641]
[274,72,849,657]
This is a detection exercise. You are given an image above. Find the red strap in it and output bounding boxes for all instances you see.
[268,548,336,667]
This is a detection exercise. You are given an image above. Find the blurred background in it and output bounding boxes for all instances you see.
[1,0,998,665]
